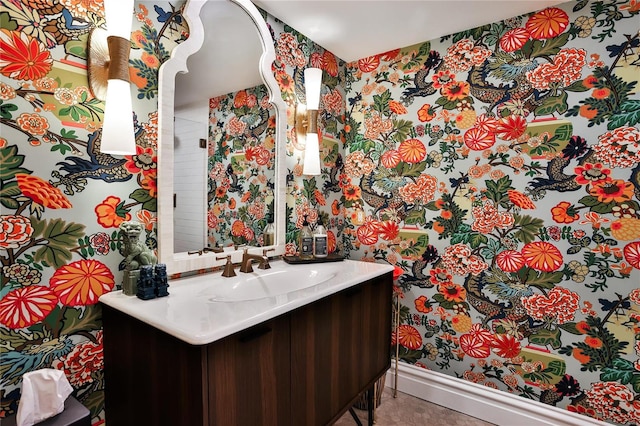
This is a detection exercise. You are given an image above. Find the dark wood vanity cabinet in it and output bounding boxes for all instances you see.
[101,272,392,426]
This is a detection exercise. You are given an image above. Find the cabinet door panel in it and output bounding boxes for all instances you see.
[206,316,291,426]
[290,273,392,425]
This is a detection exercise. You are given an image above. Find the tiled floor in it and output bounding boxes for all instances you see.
[334,387,495,426]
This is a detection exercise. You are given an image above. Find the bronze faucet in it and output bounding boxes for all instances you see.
[216,255,236,277]
[239,248,274,273]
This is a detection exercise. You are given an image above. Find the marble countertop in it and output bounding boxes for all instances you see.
[99,259,393,345]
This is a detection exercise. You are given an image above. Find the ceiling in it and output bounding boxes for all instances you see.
[253,0,570,62]
[175,0,569,110]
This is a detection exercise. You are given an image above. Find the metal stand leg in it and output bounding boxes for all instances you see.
[367,386,374,426]
[394,293,400,398]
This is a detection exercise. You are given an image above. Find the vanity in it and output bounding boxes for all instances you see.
[99,260,393,425]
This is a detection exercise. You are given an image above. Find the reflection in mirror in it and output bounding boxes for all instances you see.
[207,84,275,248]
[158,0,287,275]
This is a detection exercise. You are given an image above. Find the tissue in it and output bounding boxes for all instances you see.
[16,368,73,426]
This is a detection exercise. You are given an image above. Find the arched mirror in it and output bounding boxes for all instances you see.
[158,0,287,276]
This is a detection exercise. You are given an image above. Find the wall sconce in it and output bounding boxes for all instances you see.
[88,0,136,155]
[296,68,322,176]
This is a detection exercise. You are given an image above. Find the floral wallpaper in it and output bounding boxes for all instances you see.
[207,84,276,247]
[0,0,183,422]
[341,1,640,424]
[1,0,639,425]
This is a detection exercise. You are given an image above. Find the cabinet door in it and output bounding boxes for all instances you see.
[206,316,291,426]
[290,273,392,425]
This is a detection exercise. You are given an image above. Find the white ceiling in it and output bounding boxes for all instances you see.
[175,0,569,110]
[254,0,569,62]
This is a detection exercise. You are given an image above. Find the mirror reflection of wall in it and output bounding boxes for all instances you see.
[173,0,268,251]
[207,84,276,248]
[173,108,207,253]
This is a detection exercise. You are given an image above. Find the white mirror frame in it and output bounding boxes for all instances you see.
[157,0,287,276]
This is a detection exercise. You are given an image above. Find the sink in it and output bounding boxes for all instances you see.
[199,266,337,302]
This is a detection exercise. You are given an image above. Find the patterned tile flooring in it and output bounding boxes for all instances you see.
[334,387,496,426]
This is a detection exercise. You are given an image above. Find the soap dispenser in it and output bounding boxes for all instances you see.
[313,216,328,258]
[263,213,275,246]
[299,215,314,259]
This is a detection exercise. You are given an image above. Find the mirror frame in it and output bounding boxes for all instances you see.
[157,0,287,276]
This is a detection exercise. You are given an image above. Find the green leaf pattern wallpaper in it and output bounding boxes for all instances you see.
[0,0,639,424]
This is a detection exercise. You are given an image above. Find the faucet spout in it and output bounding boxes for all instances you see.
[239,249,270,273]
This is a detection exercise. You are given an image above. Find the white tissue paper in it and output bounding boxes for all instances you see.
[16,368,73,426]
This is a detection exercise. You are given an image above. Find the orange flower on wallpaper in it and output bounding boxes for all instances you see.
[464,127,496,151]
[231,220,246,237]
[16,173,72,209]
[140,169,157,198]
[343,184,361,201]
[357,55,380,73]
[494,250,525,273]
[507,190,536,209]
[50,259,115,306]
[327,230,337,253]
[438,283,467,302]
[322,51,339,77]
[16,113,49,135]
[589,179,634,203]
[95,196,131,228]
[398,139,427,163]
[395,324,422,350]
[414,295,432,314]
[314,189,326,206]
[574,162,611,185]
[380,150,401,168]
[0,215,33,249]
[356,222,379,246]
[496,115,527,141]
[0,285,58,329]
[499,28,530,52]
[0,29,53,81]
[136,210,157,231]
[525,7,569,40]
[551,201,579,224]
[522,241,563,272]
[331,199,340,216]
[388,100,407,115]
[378,221,399,241]
[440,80,470,101]
[417,103,436,122]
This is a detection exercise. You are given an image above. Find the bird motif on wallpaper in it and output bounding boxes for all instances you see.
[52,129,133,195]
[248,108,271,141]
[359,171,406,220]
[45,8,93,46]
[467,61,539,114]
[322,153,343,194]
[400,51,441,105]
[398,249,438,290]
[464,271,531,333]
[0,334,74,387]
[528,151,602,197]
[630,163,640,201]
[225,163,242,193]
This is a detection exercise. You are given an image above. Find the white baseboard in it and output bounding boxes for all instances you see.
[385,362,609,426]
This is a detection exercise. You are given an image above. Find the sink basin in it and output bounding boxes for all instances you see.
[199,266,337,302]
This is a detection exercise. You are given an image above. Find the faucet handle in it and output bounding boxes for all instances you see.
[216,255,236,277]
[262,248,275,257]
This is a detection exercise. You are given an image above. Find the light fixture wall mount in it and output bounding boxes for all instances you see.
[88,0,136,155]
[296,67,323,176]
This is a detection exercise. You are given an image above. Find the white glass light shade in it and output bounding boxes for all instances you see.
[105,0,134,38]
[302,132,321,176]
[304,68,322,110]
[101,79,136,155]
[100,0,135,155]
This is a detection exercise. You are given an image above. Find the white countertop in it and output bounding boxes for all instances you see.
[99,259,393,345]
